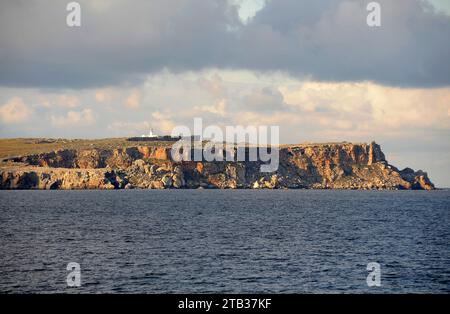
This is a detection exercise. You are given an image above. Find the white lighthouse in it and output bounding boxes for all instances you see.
[142,128,158,138]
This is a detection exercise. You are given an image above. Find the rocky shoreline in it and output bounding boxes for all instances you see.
[0,141,435,190]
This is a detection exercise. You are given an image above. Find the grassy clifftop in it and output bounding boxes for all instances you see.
[0,138,174,159]
[0,138,365,160]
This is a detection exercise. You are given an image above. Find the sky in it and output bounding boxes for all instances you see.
[0,0,449,187]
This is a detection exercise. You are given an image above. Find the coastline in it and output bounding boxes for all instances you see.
[0,138,435,190]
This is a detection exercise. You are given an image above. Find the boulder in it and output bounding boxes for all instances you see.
[172,174,185,188]
[161,175,173,188]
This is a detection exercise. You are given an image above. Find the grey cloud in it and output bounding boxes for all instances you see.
[236,0,450,87]
[0,0,449,88]
[0,0,238,88]
[242,87,287,111]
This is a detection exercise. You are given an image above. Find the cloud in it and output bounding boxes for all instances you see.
[0,0,449,88]
[0,0,238,88]
[197,74,225,97]
[50,108,95,127]
[195,99,227,117]
[279,81,450,130]
[95,89,111,103]
[57,95,79,108]
[107,115,175,136]
[2,71,448,139]
[34,94,79,108]
[151,111,175,134]
[237,0,450,87]
[242,87,287,111]
[0,97,32,123]
[107,120,150,136]
[124,90,141,109]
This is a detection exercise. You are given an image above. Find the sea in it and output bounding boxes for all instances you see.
[0,189,449,293]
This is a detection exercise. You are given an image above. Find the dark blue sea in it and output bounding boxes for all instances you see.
[0,190,449,293]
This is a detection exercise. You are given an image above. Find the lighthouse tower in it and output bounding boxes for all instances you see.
[142,128,158,138]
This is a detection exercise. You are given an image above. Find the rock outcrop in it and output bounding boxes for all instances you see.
[0,141,435,190]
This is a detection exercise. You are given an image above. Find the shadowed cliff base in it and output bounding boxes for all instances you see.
[0,138,434,190]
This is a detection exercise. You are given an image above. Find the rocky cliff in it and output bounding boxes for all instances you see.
[0,141,435,190]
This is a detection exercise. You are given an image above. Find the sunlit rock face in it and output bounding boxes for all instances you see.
[0,142,434,190]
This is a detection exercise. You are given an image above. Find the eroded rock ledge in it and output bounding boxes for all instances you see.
[0,141,434,190]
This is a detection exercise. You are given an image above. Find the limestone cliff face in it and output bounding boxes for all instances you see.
[0,142,435,190]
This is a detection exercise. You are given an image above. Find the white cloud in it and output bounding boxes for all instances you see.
[124,90,141,109]
[34,94,79,108]
[0,97,32,123]
[366,84,450,129]
[243,87,286,111]
[151,111,175,134]
[197,74,225,97]
[57,95,79,108]
[37,96,52,108]
[95,88,117,103]
[233,0,266,23]
[195,99,227,117]
[50,108,95,127]
[95,90,108,103]
[107,121,150,136]
[279,82,450,130]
